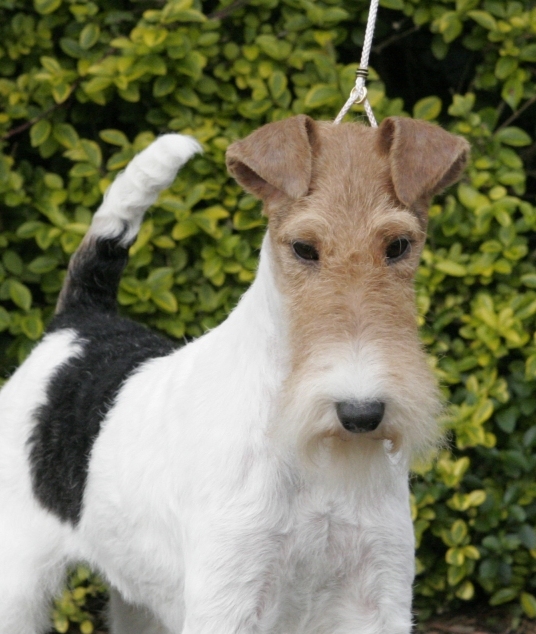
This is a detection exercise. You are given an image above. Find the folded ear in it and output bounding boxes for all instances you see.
[378,117,470,208]
[226,115,316,205]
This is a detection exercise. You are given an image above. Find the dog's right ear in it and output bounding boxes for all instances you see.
[226,115,316,206]
[378,117,470,209]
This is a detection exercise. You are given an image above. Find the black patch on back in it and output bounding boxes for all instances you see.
[29,310,176,525]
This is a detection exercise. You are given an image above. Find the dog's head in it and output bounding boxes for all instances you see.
[226,116,469,469]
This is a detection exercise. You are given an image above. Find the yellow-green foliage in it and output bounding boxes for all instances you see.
[0,0,535,627]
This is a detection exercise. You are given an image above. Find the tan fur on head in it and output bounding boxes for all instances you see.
[226,116,469,469]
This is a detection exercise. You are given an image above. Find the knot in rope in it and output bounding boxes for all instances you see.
[334,0,379,127]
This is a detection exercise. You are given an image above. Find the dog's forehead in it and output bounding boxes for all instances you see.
[269,122,401,241]
[311,122,391,203]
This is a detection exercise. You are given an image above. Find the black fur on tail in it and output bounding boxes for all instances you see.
[56,228,131,316]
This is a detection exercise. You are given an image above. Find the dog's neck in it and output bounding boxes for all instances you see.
[221,232,290,363]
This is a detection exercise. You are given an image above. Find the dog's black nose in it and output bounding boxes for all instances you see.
[336,400,385,433]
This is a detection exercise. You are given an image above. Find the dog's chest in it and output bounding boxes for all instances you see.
[256,487,379,631]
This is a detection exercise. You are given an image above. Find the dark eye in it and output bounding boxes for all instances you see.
[385,237,411,264]
[292,241,319,262]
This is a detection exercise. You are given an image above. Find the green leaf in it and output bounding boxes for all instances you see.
[151,290,178,313]
[3,251,23,275]
[175,52,204,79]
[21,314,44,340]
[0,306,11,331]
[456,580,475,601]
[379,0,404,8]
[413,96,442,121]
[489,587,518,606]
[172,220,199,240]
[60,232,82,254]
[466,490,486,507]
[237,99,272,119]
[60,37,84,58]
[520,273,536,288]
[30,120,52,147]
[41,56,61,73]
[496,407,518,433]
[175,87,200,108]
[450,519,468,545]
[495,56,517,80]
[107,148,135,171]
[446,547,465,566]
[448,93,475,117]
[463,545,481,560]
[27,255,60,274]
[70,163,98,177]
[80,140,102,167]
[435,260,467,277]
[436,12,463,43]
[83,76,113,94]
[153,75,176,97]
[472,399,493,425]
[501,77,524,110]
[304,84,340,110]
[256,35,292,61]
[99,129,129,147]
[233,211,264,230]
[52,83,71,104]
[79,23,100,50]
[138,54,168,77]
[519,524,536,550]
[268,71,288,100]
[16,221,44,239]
[9,280,32,311]
[495,127,532,147]
[520,44,536,63]
[53,123,79,149]
[34,0,61,14]
[53,614,69,634]
[467,10,497,30]
[447,563,467,586]
[168,9,205,23]
[521,593,536,619]
[147,267,174,291]
[526,354,536,380]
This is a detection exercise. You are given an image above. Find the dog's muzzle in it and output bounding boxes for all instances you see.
[335,400,385,433]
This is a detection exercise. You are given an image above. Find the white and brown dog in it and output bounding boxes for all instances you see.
[0,115,468,633]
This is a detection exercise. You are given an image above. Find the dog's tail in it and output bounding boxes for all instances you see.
[56,134,201,315]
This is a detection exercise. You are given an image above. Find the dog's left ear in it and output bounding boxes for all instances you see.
[378,117,470,208]
[226,115,316,205]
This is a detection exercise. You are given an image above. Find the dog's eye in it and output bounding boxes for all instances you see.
[292,241,319,262]
[385,238,411,264]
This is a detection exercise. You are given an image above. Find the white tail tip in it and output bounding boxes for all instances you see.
[91,134,202,244]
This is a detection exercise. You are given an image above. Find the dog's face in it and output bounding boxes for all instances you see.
[227,116,469,467]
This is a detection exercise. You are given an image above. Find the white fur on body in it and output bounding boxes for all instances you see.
[0,135,418,634]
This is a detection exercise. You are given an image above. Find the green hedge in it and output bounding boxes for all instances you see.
[0,0,535,629]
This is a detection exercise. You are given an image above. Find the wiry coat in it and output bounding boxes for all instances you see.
[0,117,469,634]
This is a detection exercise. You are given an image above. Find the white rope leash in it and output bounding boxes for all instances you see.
[334,0,379,127]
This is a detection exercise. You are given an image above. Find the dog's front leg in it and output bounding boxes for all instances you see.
[329,543,415,634]
[178,525,280,634]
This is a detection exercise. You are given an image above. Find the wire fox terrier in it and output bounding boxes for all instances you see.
[0,115,468,634]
